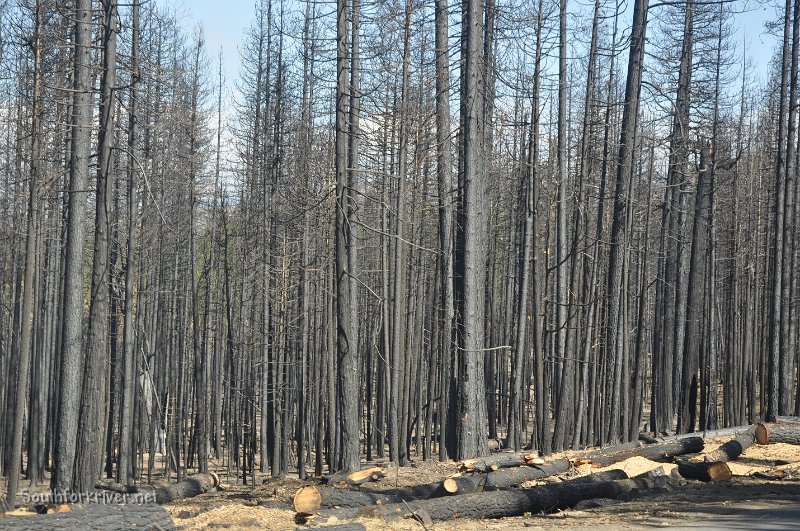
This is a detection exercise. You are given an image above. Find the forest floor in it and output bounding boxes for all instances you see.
[160,436,800,530]
[3,436,799,529]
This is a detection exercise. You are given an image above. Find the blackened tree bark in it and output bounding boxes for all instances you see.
[603,0,649,444]
[679,143,713,433]
[456,0,489,460]
[52,0,93,494]
[652,0,693,434]
[75,0,117,493]
[778,0,799,414]
[5,0,43,506]
[434,0,455,461]
[188,33,208,475]
[552,0,572,451]
[119,0,140,486]
[768,0,793,421]
[573,0,601,449]
[507,0,542,450]
[335,0,360,473]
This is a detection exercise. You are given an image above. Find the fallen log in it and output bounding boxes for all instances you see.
[639,425,754,442]
[294,486,408,513]
[580,436,704,467]
[94,480,138,495]
[443,458,573,494]
[294,462,619,512]
[457,452,543,473]
[756,422,800,445]
[296,473,672,525]
[703,426,756,462]
[145,472,219,504]
[321,467,386,485]
[773,416,800,425]
[295,472,475,512]
[0,503,174,530]
[677,461,731,482]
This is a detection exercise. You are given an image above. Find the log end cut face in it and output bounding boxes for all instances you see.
[755,423,769,445]
[293,486,323,513]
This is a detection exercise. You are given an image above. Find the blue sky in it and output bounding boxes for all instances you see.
[172,0,779,97]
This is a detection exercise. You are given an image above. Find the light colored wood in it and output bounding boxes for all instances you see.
[756,423,769,445]
[294,486,323,513]
[347,467,385,485]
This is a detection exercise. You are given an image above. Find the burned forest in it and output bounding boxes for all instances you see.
[1,0,800,523]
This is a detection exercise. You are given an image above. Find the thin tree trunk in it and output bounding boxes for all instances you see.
[5,0,43,506]
[53,0,93,493]
[75,0,117,492]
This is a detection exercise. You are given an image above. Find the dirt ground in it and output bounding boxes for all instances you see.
[160,436,800,530]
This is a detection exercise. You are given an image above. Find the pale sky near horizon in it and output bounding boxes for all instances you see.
[168,0,779,102]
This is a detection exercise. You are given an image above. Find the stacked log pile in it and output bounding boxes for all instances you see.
[7,421,800,528]
[292,423,800,525]
[296,472,671,526]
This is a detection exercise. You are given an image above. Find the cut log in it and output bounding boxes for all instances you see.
[0,503,174,530]
[295,472,474,513]
[639,425,754,442]
[444,458,572,494]
[773,416,800,425]
[457,452,542,472]
[94,481,139,494]
[561,469,629,483]
[295,460,604,512]
[703,426,756,462]
[294,486,408,513]
[296,473,673,525]
[322,467,386,485]
[755,422,800,445]
[677,461,732,482]
[145,472,219,504]
[580,436,704,467]
[347,467,386,485]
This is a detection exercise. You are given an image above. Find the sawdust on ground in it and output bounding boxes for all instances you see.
[161,436,800,530]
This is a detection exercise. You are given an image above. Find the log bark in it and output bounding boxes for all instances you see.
[773,416,800,424]
[322,467,386,485]
[295,462,616,512]
[640,425,754,442]
[445,458,574,494]
[677,461,732,482]
[94,481,138,494]
[755,422,800,445]
[296,474,670,525]
[703,426,755,462]
[294,486,409,513]
[144,472,219,504]
[580,436,704,467]
[457,452,543,472]
[0,503,174,530]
